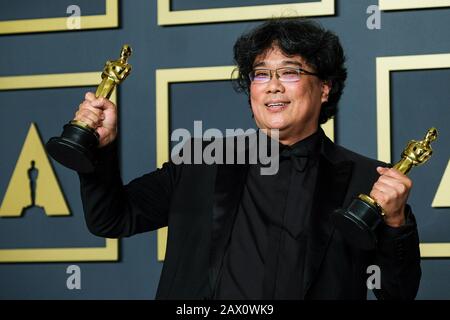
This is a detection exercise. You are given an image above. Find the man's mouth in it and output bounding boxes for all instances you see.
[265,101,290,112]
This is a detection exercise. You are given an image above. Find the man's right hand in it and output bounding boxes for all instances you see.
[74,92,118,148]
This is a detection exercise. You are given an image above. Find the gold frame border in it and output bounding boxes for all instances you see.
[379,0,450,11]
[0,0,118,35]
[376,53,450,258]
[0,72,118,263]
[157,0,335,25]
[155,65,334,261]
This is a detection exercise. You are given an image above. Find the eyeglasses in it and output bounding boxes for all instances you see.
[249,67,319,84]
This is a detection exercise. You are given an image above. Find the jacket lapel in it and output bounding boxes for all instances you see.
[208,136,251,297]
[303,137,354,298]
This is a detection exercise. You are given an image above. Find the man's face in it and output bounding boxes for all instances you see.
[249,46,331,144]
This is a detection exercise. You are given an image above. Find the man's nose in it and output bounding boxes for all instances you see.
[265,72,285,93]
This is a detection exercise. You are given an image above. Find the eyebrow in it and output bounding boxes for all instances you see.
[252,60,303,68]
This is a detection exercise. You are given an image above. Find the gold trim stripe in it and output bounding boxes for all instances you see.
[0,72,101,90]
[420,243,450,258]
[0,72,119,263]
[376,53,450,163]
[158,0,334,25]
[0,239,118,263]
[376,52,450,258]
[0,0,118,35]
[155,66,236,169]
[379,0,450,11]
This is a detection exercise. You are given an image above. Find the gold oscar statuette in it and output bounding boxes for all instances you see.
[46,45,132,173]
[331,128,438,250]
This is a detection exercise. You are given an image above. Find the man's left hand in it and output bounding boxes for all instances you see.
[369,167,412,228]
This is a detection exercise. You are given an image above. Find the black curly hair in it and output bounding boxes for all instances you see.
[233,18,347,124]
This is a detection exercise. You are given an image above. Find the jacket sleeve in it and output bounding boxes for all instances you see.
[78,142,180,238]
[372,205,422,300]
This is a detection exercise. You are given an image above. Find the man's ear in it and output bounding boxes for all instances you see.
[321,80,332,103]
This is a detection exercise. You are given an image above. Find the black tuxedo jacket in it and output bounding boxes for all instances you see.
[79,134,421,300]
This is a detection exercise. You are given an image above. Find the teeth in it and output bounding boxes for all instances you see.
[267,103,286,107]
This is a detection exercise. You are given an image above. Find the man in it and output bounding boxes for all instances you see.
[75,19,421,299]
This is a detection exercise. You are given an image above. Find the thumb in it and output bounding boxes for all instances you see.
[376,166,388,174]
[91,97,116,111]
